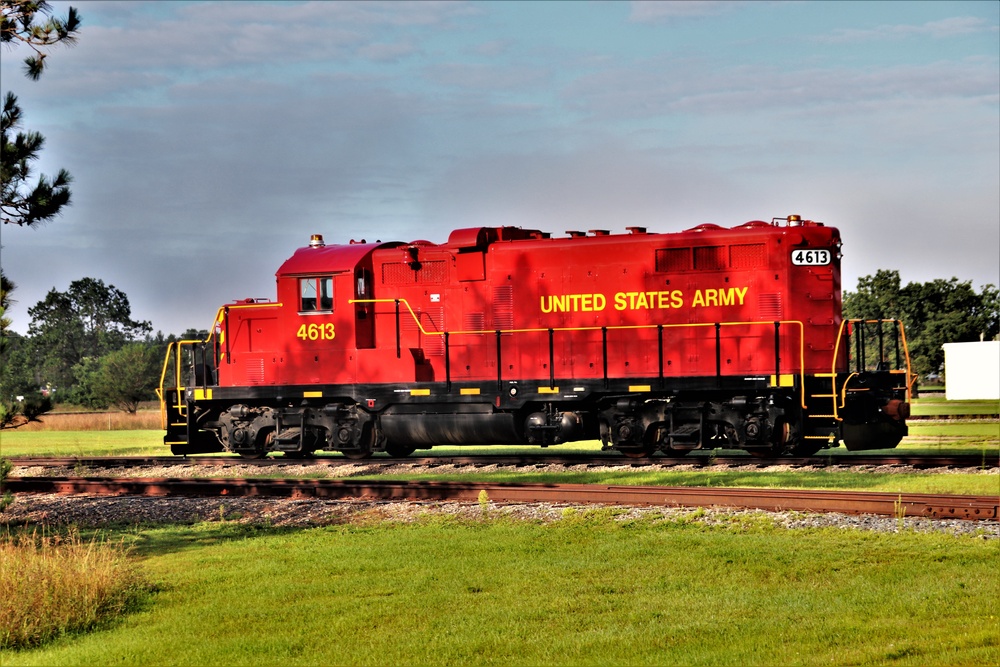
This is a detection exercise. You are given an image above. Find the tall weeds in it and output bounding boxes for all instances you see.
[0,530,152,649]
[12,411,161,432]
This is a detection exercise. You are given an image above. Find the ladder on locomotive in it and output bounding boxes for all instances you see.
[156,338,216,444]
[802,319,913,444]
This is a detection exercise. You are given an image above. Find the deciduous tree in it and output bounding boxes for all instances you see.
[27,278,152,390]
[844,271,999,377]
[90,343,161,414]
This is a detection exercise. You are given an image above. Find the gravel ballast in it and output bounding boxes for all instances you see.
[3,494,997,540]
[5,460,997,539]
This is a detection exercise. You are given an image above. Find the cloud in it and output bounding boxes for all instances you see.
[820,16,998,43]
[628,1,748,22]
[473,39,513,57]
[560,56,999,121]
[2,1,478,98]
[423,61,553,91]
[357,40,421,62]
[421,141,750,233]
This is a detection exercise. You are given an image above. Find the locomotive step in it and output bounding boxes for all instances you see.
[668,423,701,445]
[275,427,301,440]
[274,427,303,451]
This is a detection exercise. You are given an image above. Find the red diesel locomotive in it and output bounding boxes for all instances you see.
[159,215,914,458]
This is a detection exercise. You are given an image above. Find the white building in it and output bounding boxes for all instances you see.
[942,341,1000,400]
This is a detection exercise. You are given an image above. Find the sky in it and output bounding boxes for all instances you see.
[1,0,997,336]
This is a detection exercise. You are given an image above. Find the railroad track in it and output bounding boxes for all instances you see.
[7,453,999,469]
[5,476,997,521]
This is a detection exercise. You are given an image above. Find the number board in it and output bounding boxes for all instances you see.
[791,249,831,266]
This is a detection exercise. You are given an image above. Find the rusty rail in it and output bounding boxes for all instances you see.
[5,476,997,521]
[7,453,999,470]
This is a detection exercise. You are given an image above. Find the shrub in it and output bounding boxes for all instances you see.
[0,530,152,649]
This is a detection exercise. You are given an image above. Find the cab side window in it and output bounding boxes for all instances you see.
[319,277,333,310]
[299,277,333,312]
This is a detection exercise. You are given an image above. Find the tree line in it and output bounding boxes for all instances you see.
[843,270,998,378]
[1,276,206,425]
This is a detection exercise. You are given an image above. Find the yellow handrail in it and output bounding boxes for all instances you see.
[830,319,914,419]
[351,297,808,408]
[157,308,224,429]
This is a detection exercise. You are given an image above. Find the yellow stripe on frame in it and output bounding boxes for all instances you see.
[460,388,481,395]
[410,388,431,396]
[303,391,323,398]
[538,387,560,394]
[194,388,213,401]
[770,374,795,388]
[629,385,651,392]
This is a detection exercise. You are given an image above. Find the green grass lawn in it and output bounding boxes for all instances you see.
[910,398,1000,416]
[2,516,997,666]
[0,431,167,458]
[907,423,1000,438]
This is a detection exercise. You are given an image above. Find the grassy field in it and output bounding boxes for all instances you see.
[9,411,162,432]
[910,398,1000,416]
[901,421,1000,452]
[0,430,166,458]
[1,515,997,666]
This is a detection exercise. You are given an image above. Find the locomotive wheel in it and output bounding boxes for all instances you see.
[237,432,274,460]
[385,443,417,457]
[619,445,656,459]
[341,449,373,460]
[747,419,791,458]
[339,422,376,459]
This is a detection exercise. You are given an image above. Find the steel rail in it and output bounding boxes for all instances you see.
[7,453,998,469]
[4,476,997,521]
